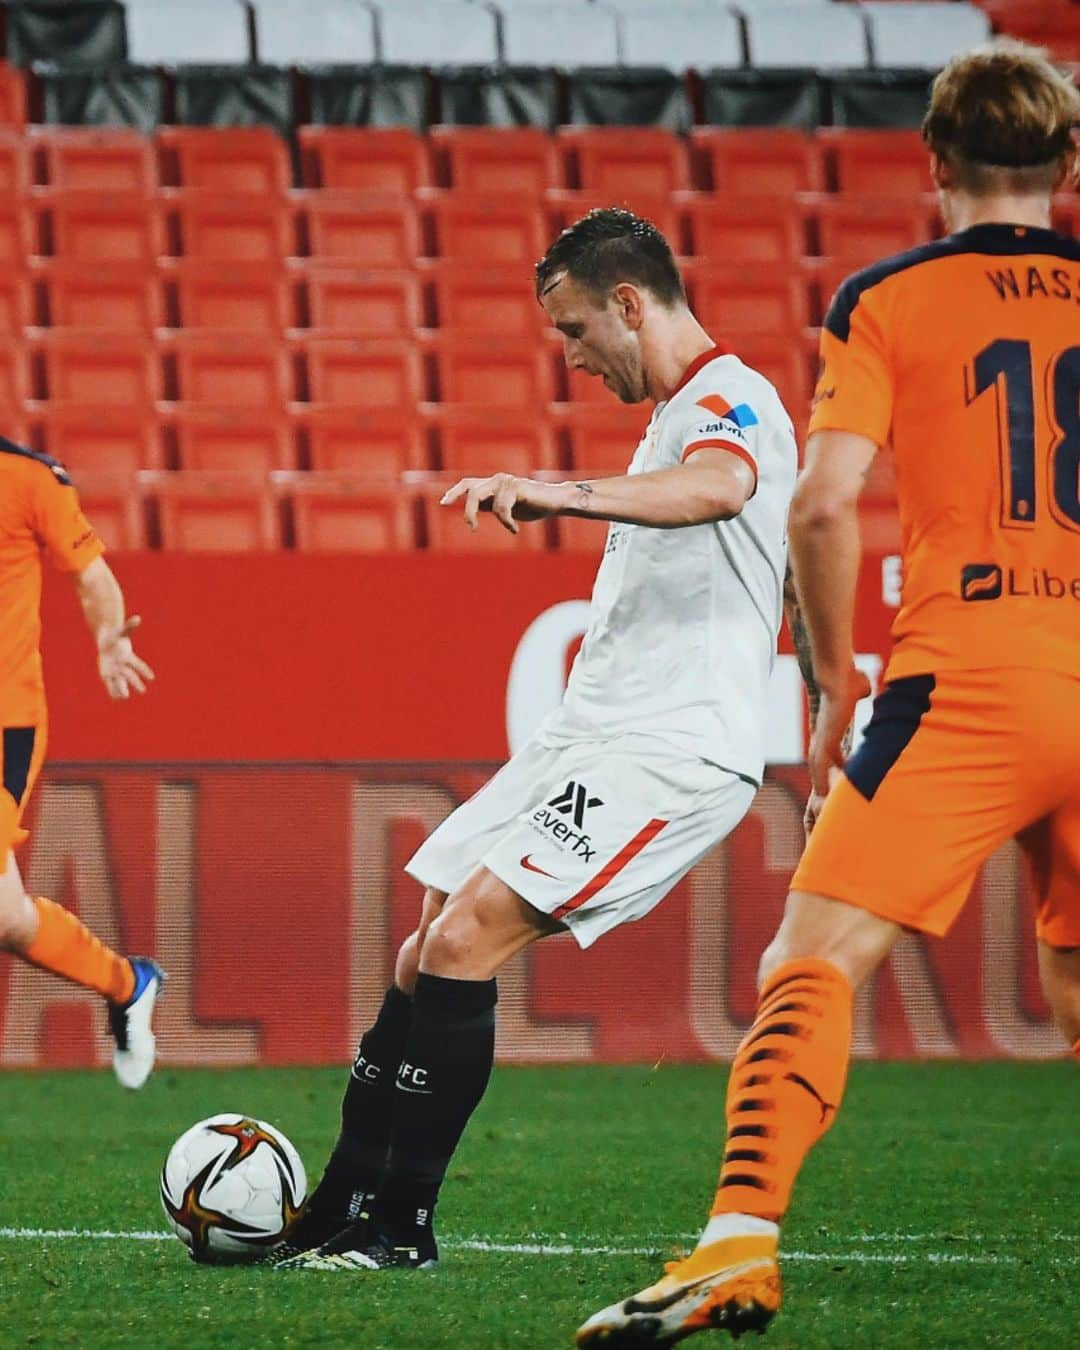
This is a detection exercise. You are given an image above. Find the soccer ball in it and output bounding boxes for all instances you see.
[160,1113,307,1263]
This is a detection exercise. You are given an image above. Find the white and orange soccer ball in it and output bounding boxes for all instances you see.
[160,1113,307,1263]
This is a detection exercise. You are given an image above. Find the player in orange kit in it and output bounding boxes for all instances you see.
[579,41,1080,1344]
[0,436,164,1088]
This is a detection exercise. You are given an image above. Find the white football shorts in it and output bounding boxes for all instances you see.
[405,732,757,948]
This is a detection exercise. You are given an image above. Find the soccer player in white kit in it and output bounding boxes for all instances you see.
[280,209,798,1274]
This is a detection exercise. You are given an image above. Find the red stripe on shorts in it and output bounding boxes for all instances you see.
[553,817,669,921]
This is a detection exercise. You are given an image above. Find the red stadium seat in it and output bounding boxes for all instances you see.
[303,337,425,408]
[818,129,931,198]
[425,260,546,336]
[0,62,26,131]
[0,338,31,413]
[281,471,418,552]
[689,263,812,339]
[299,127,431,193]
[158,126,291,195]
[558,128,689,196]
[554,513,610,553]
[167,332,292,406]
[172,406,295,472]
[301,407,429,473]
[729,334,814,432]
[432,126,560,194]
[301,193,420,267]
[42,192,164,265]
[168,260,291,331]
[151,470,281,551]
[423,479,547,553]
[0,270,33,331]
[545,189,681,248]
[35,128,155,194]
[980,0,1080,62]
[37,407,164,473]
[690,129,826,195]
[0,130,31,195]
[557,404,649,474]
[69,471,147,549]
[810,196,936,260]
[425,333,555,408]
[683,193,806,263]
[171,192,294,264]
[424,191,547,264]
[810,257,875,327]
[302,265,422,336]
[0,202,32,265]
[39,261,163,331]
[37,332,158,407]
[429,405,558,475]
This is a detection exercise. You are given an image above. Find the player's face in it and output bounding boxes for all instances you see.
[540,274,648,404]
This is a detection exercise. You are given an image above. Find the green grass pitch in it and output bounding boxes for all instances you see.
[0,1062,1076,1348]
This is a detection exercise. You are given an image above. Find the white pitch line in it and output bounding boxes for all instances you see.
[0,1228,1072,1266]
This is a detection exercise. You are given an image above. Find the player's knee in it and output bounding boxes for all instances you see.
[1038,945,1080,1045]
[420,908,484,977]
[0,888,36,952]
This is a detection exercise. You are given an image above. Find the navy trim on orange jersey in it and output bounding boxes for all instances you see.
[824,224,1080,343]
[0,433,71,486]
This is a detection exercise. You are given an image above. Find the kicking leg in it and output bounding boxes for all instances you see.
[1037,942,1080,1056]
[290,867,559,1272]
[283,890,446,1257]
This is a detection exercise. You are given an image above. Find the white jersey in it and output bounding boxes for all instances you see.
[539,347,797,786]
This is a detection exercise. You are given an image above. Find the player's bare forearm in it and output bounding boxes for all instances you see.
[73,556,154,698]
[783,564,820,724]
[442,453,754,534]
[561,458,752,528]
[74,555,125,644]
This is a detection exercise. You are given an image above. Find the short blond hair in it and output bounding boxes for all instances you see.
[922,40,1080,193]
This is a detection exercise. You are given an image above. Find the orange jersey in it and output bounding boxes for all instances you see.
[811,222,1080,682]
[0,438,104,725]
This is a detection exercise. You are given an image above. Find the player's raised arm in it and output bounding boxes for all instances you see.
[440,449,756,533]
[73,556,155,700]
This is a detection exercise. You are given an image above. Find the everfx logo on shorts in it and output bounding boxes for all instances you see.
[532,780,604,861]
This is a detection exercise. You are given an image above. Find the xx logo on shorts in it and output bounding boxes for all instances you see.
[531,781,604,862]
[547,781,604,829]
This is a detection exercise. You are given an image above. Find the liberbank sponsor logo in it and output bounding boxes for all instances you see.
[961,562,1080,603]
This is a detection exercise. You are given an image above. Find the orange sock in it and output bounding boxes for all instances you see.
[23,897,134,1004]
[711,958,853,1224]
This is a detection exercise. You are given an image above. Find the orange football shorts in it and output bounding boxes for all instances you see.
[793,668,1080,947]
[1,721,46,868]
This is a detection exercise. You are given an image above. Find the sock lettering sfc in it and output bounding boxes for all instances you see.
[376,972,497,1243]
[306,983,414,1225]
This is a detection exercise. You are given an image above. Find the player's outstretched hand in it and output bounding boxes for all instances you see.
[98,615,155,700]
[440,474,562,533]
[806,666,871,819]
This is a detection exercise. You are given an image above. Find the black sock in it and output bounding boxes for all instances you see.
[377,973,497,1238]
[308,984,414,1222]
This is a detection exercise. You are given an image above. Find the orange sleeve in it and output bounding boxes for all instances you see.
[809,286,894,449]
[31,468,106,573]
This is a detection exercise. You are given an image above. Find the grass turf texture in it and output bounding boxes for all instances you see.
[0,1063,1076,1349]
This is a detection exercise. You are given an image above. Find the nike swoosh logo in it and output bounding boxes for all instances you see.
[520,854,560,880]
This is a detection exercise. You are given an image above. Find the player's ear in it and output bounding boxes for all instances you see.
[929,152,953,191]
[612,283,645,330]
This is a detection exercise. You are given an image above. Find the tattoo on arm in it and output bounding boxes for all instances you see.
[574,481,594,513]
[784,564,820,725]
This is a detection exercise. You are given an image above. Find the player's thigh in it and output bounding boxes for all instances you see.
[405,739,560,900]
[396,888,448,992]
[1020,795,1080,951]
[0,850,36,946]
[793,672,1042,940]
[1,723,43,865]
[481,738,756,949]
